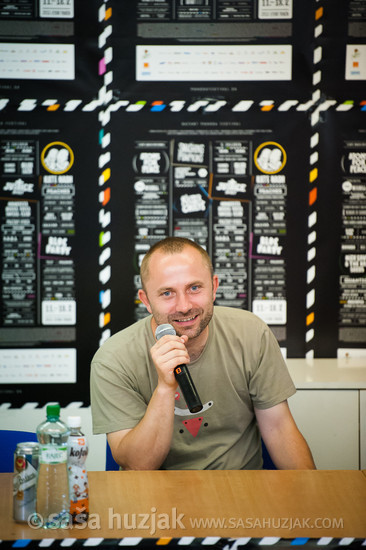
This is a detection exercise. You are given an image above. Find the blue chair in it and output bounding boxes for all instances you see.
[0,430,38,473]
[261,439,276,470]
[106,438,275,470]
[106,438,120,470]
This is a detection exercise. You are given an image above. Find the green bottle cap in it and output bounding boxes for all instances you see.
[46,403,60,419]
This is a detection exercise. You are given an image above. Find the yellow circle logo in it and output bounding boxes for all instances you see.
[254,142,287,174]
[41,141,74,174]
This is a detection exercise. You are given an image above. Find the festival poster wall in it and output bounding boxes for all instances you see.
[108,108,312,357]
[109,0,315,103]
[0,109,100,405]
[0,0,100,103]
[314,109,366,358]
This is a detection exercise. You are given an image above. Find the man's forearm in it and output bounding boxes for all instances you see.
[265,426,316,469]
[255,401,316,470]
[111,385,176,470]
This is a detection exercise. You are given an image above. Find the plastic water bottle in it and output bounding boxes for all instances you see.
[36,403,70,529]
[67,416,89,524]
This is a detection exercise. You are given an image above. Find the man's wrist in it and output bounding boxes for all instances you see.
[155,382,177,399]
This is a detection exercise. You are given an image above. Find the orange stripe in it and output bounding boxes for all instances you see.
[102,187,111,206]
[156,538,172,545]
[315,7,323,20]
[105,7,112,20]
[309,187,317,206]
[208,172,213,198]
[306,312,314,326]
[47,104,60,111]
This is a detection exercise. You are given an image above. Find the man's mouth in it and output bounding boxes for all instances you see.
[173,315,198,324]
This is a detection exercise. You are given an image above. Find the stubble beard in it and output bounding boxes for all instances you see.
[154,303,214,340]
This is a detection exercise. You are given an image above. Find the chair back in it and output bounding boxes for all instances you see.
[106,439,120,470]
[261,439,276,469]
[0,430,38,473]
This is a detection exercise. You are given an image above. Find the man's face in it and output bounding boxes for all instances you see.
[138,247,219,340]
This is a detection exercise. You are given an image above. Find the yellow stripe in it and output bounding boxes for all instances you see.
[102,167,111,183]
[309,168,318,183]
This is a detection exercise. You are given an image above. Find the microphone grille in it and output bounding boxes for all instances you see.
[155,323,176,340]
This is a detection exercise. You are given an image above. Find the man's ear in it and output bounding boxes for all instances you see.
[138,289,152,314]
[212,274,219,302]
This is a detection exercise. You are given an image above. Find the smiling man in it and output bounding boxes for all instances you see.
[90,237,315,470]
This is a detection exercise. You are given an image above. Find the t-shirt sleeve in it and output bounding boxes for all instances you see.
[248,324,296,410]
[90,357,148,435]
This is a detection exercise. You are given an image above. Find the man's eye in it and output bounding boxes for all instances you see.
[162,291,171,297]
[191,285,200,292]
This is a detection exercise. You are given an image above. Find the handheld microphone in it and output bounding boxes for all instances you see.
[155,323,203,414]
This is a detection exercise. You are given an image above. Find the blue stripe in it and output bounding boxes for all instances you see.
[151,104,166,112]
[12,540,31,548]
[291,538,310,545]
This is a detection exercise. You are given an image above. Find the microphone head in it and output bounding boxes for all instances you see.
[155,323,176,340]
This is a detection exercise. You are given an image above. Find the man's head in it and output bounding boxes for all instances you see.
[138,237,218,340]
[140,237,213,291]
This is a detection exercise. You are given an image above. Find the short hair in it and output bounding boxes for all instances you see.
[140,237,213,290]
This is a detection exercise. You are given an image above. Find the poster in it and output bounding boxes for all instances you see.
[109,0,315,103]
[0,0,100,102]
[320,0,366,102]
[314,110,366,358]
[109,108,311,357]
[0,109,100,405]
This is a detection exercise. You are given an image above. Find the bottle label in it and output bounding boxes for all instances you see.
[39,445,68,464]
[13,462,38,495]
[68,440,88,465]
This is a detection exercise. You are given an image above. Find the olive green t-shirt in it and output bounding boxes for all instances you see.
[90,306,296,469]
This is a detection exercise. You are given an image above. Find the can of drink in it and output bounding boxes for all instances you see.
[13,441,40,523]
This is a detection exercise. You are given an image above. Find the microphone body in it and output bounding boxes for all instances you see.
[155,323,203,414]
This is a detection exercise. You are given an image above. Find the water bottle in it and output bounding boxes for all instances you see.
[67,416,89,524]
[36,403,70,529]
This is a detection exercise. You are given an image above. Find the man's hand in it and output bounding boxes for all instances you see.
[107,334,190,471]
[150,333,190,389]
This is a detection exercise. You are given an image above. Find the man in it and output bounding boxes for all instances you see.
[90,237,315,470]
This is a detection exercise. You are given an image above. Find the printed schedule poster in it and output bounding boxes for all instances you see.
[315,110,366,358]
[0,0,100,102]
[321,0,366,102]
[110,0,315,103]
[109,109,311,357]
[0,109,100,405]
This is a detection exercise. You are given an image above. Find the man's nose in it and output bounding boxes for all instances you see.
[175,292,191,313]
